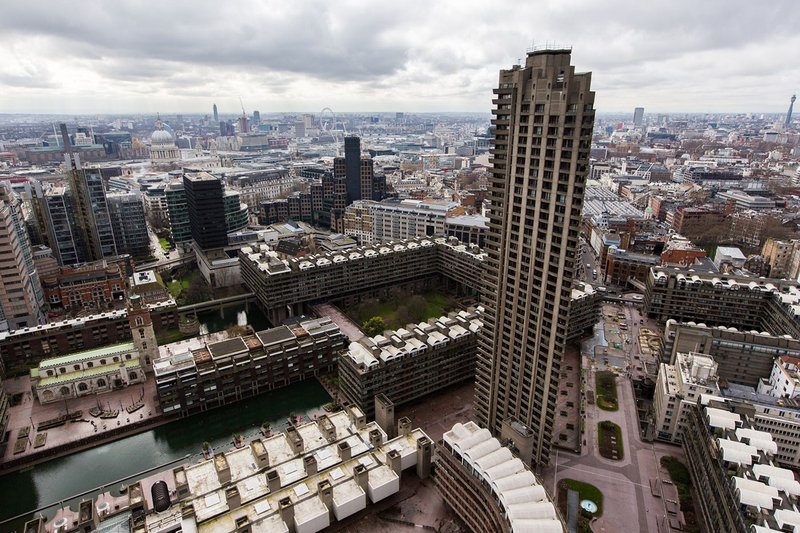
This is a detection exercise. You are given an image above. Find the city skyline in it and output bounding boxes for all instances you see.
[1,0,797,115]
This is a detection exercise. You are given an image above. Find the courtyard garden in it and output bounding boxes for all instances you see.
[597,420,624,460]
[558,478,603,533]
[349,289,459,335]
[595,371,618,411]
[661,456,700,533]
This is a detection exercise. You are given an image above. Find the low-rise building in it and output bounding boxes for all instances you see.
[31,342,146,404]
[653,350,800,468]
[0,298,177,371]
[644,266,800,339]
[445,214,487,247]
[661,319,800,388]
[41,259,127,314]
[567,282,602,342]
[129,409,433,533]
[683,398,800,533]
[604,247,660,286]
[434,420,564,533]
[653,352,720,443]
[153,317,344,417]
[713,246,747,271]
[338,309,482,419]
[758,355,800,399]
[129,270,170,305]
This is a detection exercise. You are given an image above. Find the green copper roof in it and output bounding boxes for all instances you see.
[39,342,137,370]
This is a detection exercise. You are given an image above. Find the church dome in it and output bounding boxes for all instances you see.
[150,114,174,145]
[151,129,173,144]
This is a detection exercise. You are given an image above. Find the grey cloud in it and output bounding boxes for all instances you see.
[0,0,798,112]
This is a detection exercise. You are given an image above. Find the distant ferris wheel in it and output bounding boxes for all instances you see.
[320,107,336,133]
[320,107,346,155]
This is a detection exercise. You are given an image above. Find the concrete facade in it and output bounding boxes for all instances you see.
[475,49,595,466]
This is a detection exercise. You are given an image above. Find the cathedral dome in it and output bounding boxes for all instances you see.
[150,114,174,145]
[151,129,174,144]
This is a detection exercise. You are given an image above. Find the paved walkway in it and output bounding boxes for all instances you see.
[313,303,365,342]
[396,381,473,443]
[1,375,162,465]
[542,351,686,533]
[553,345,582,452]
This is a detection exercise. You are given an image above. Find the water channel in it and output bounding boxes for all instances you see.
[0,302,328,528]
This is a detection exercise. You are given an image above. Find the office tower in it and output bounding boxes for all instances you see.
[252,110,261,125]
[787,95,796,128]
[60,124,117,262]
[633,106,644,127]
[238,113,250,134]
[223,189,249,233]
[344,136,361,204]
[474,49,594,465]
[165,180,191,244]
[0,188,44,331]
[213,103,218,123]
[184,172,228,250]
[360,157,374,203]
[107,191,150,258]
[40,187,81,265]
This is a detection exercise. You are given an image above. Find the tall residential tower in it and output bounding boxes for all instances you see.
[474,49,595,465]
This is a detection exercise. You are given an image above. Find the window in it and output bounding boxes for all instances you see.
[139,328,145,339]
[135,316,144,326]
[78,383,88,392]
[97,378,107,388]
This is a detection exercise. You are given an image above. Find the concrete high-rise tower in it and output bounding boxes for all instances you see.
[474,49,595,466]
[633,107,644,127]
[787,95,796,128]
[213,103,218,123]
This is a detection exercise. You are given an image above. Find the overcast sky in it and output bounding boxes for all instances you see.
[0,0,797,115]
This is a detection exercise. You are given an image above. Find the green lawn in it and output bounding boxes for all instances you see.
[595,371,619,411]
[159,237,172,252]
[167,278,190,299]
[561,479,603,515]
[558,478,603,532]
[167,271,202,299]
[156,328,185,345]
[351,291,456,330]
[661,456,700,532]
[597,421,624,460]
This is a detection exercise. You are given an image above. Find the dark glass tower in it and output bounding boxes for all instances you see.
[184,172,228,250]
[344,136,361,205]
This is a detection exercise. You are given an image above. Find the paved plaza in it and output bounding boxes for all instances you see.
[1,375,163,465]
[542,312,686,533]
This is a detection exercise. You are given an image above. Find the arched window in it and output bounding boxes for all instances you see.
[129,372,137,380]
[73,365,80,371]
[97,378,107,388]
[59,386,70,396]
[43,390,54,402]
[135,317,144,326]
[100,359,106,365]
[77,383,88,392]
